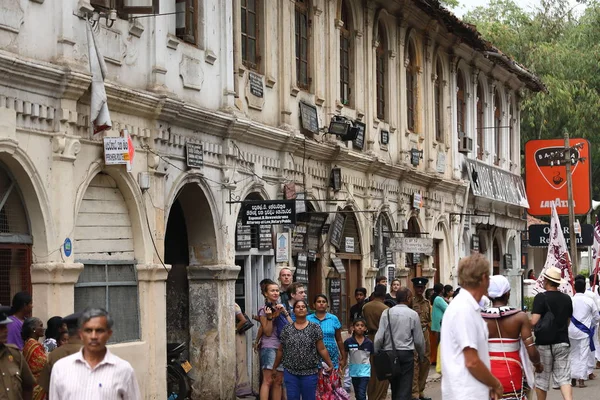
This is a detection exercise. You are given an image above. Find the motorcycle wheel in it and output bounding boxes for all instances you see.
[167,365,191,399]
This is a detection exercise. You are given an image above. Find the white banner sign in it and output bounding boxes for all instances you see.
[103,137,130,165]
[389,237,434,255]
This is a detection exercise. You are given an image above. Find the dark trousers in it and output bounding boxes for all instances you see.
[284,370,318,400]
[351,377,369,400]
[389,350,415,400]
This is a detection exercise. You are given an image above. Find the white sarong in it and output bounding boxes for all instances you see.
[571,337,590,379]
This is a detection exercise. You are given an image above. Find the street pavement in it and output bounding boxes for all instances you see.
[349,366,600,399]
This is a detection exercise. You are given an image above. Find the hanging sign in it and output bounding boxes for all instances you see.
[299,102,319,133]
[258,225,273,250]
[103,137,130,165]
[292,223,307,252]
[352,121,365,149]
[387,265,396,282]
[525,139,591,216]
[466,158,529,208]
[389,237,433,255]
[295,253,309,284]
[410,148,423,167]
[528,223,593,248]
[241,200,296,226]
[345,237,355,253]
[329,278,342,315]
[329,213,347,249]
[412,193,423,209]
[236,223,252,250]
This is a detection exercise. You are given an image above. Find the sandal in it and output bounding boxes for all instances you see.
[589,373,597,380]
[578,379,587,388]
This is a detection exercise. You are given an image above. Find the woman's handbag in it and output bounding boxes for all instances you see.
[373,309,399,380]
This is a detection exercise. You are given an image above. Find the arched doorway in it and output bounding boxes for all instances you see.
[329,206,362,329]
[0,164,32,306]
[164,181,218,379]
[405,216,421,282]
[74,172,140,343]
[234,192,275,386]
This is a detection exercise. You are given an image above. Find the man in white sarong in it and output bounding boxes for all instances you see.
[569,279,599,388]
[581,275,600,379]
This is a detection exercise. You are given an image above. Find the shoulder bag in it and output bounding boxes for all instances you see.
[373,309,400,381]
[533,293,557,344]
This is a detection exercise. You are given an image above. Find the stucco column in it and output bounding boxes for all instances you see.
[505,268,524,309]
[187,264,241,400]
[30,262,84,318]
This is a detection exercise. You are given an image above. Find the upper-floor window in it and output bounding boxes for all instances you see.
[376,24,386,120]
[241,0,259,70]
[176,0,197,44]
[435,61,443,142]
[339,1,352,105]
[476,84,484,160]
[494,90,502,166]
[295,0,310,89]
[456,72,466,136]
[406,42,417,132]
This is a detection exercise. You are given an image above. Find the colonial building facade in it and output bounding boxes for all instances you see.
[0,0,542,398]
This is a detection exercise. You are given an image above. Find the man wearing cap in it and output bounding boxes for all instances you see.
[531,266,574,400]
[37,312,83,395]
[0,305,35,400]
[411,277,431,400]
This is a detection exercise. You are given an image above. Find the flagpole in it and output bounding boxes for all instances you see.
[565,131,578,273]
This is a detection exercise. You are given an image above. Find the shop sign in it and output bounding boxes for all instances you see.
[299,101,319,133]
[276,233,289,262]
[258,225,273,250]
[331,256,346,274]
[386,250,393,264]
[241,200,296,226]
[295,252,309,284]
[380,130,389,145]
[329,278,342,315]
[235,223,252,250]
[503,254,513,269]
[410,148,423,167]
[436,152,446,174]
[412,193,423,209]
[389,237,433,255]
[525,139,591,216]
[387,265,396,282]
[465,159,529,208]
[103,137,130,165]
[329,213,347,249]
[353,121,365,150]
[186,142,203,169]
[292,223,307,252]
[528,223,593,248]
[345,237,354,253]
[413,253,421,264]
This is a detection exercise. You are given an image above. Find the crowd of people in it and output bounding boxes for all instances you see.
[0,292,141,400]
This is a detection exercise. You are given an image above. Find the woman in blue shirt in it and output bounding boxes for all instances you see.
[307,294,346,371]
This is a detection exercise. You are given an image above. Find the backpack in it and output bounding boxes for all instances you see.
[533,293,557,344]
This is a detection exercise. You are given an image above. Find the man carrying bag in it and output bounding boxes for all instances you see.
[374,287,425,400]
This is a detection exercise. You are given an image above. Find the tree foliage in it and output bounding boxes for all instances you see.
[465,0,600,199]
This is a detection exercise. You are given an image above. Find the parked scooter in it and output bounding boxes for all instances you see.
[167,342,192,400]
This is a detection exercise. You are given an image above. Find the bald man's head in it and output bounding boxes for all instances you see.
[396,287,412,306]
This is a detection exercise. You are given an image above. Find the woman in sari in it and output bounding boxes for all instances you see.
[22,317,48,400]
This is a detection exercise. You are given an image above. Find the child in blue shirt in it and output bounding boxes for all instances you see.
[343,318,374,400]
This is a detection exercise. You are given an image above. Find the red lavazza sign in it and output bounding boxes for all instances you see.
[525,139,592,216]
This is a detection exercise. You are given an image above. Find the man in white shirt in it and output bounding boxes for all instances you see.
[441,254,503,400]
[569,279,599,387]
[49,308,141,400]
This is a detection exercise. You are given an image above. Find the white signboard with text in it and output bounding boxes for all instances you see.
[389,237,434,255]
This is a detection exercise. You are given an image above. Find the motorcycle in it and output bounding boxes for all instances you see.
[167,342,192,400]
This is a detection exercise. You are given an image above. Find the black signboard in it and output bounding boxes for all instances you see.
[292,223,307,253]
[331,257,346,274]
[186,143,204,169]
[307,235,319,252]
[329,213,347,249]
[308,250,317,261]
[388,265,396,282]
[528,223,593,248]
[295,252,309,284]
[381,130,389,145]
[241,200,296,226]
[413,253,421,264]
[258,225,273,250]
[321,224,331,236]
[353,121,366,150]
[471,235,480,252]
[410,148,423,167]
[299,102,319,133]
[248,72,264,98]
[329,278,342,315]
[386,250,393,265]
[503,254,513,269]
[330,168,342,191]
[236,224,252,250]
[307,213,328,237]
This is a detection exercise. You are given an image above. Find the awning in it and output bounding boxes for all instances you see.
[465,159,529,208]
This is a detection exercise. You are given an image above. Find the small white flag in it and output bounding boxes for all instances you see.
[533,203,574,296]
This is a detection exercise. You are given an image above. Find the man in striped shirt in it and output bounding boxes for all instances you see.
[49,308,141,400]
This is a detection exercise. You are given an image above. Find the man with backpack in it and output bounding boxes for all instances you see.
[531,266,574,400]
